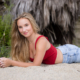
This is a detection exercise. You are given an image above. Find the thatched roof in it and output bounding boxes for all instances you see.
[11,0,80,45]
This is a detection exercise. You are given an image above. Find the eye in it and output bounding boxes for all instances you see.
[18,26,22,28]
[25,24,28,27]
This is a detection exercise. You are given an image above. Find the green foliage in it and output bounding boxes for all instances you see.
[0,45,10,57]
[0,14,11,46]
[0,0,12,57]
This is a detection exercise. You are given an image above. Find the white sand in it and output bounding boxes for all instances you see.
[0,63,80,80]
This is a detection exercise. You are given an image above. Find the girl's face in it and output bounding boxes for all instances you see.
[17,18,34,37]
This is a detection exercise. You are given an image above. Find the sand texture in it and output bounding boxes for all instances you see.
[0,63,80,80]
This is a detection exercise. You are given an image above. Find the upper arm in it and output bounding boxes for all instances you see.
[33,37,48,66]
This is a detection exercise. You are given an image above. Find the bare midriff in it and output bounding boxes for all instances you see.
[55,49,63,64]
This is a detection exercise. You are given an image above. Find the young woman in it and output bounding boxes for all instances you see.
[0,13,80,68]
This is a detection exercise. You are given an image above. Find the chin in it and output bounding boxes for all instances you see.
[23,34,31,38]
[23,35,29,38]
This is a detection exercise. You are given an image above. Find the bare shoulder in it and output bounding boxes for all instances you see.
[36,36,49,50]
[37,36,48,44]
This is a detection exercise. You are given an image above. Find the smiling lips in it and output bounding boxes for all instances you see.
[23,32,28,35]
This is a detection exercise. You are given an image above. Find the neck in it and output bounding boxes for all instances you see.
[27,32,38,44]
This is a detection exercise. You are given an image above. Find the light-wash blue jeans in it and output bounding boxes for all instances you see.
[56,44,80,63]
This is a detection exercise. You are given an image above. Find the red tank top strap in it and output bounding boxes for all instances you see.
[35,35,49,49]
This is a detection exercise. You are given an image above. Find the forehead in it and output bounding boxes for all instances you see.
[17,18,31,26]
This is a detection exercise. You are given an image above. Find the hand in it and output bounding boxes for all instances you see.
[0,57,11,68]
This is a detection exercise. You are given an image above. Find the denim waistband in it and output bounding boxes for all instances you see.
[56,44,80,63]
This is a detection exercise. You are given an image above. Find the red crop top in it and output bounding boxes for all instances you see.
[30,35,57,64]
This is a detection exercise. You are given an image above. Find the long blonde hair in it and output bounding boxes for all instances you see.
[10,13,40,62]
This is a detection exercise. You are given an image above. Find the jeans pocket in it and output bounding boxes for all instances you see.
[68,50,76,63]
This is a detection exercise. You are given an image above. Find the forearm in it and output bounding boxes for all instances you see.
[10,60,37,67]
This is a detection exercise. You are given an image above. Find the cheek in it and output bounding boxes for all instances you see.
[30,28,34,33]
[28,26,34,32]
[18,29,22,33]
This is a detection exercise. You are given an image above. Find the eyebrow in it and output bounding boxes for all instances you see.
[25,23,28,24]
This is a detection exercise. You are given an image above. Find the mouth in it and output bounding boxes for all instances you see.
[23,32,28,35]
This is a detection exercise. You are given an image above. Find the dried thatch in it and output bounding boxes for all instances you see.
[11,0,80,45]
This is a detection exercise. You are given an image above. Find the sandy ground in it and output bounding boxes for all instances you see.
[0,63,80,80]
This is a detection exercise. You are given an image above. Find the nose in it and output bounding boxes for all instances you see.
[22,27,26,32]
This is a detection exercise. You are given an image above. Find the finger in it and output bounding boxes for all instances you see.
[0,61,4,67]
[2,62,5,68]
[1,64,3,68]
[0,57,5,61]
[0,58,3,62]
[1,65,4,68]
[0,58,4,62]
[0,57,4,59]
